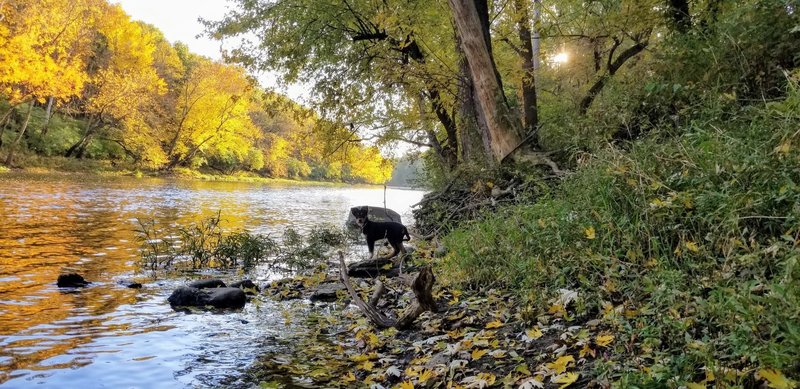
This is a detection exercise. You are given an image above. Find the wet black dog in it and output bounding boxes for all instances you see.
[350,206,410,261]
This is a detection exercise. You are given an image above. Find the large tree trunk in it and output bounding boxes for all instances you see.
[4,102,34,166]
[449,0,523,162]
[514,0,539,146]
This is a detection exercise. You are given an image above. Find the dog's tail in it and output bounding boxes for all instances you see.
[403,227,411,241]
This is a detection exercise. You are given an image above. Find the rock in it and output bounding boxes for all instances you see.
[346,206,402,229]
[57,273,90,287]
[230,279,260,293]
[167,286,246,309]
[310,282,346,302]
[117,279,143,289]
[203,287,247,309]
[168,286,204,307]
[188,279,226,289]
[347,258,398,278]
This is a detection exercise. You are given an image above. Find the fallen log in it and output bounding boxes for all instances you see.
[338,251,435,329]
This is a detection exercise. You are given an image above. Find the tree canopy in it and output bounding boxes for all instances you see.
[0,0,393,184]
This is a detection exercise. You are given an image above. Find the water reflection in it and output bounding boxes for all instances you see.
[0,173,424,387]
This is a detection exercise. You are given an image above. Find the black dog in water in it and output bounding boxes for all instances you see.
[350,206,410,261]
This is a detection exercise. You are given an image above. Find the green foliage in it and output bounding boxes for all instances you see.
[136,216,346,273]
[216,232,278,271]
[441,88,800,383]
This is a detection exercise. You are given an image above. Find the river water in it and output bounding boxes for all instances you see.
[0,173,424,388]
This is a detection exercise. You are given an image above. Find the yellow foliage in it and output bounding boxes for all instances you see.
[757,369,797,389]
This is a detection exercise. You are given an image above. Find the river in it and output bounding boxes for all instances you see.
[0,173,425,388]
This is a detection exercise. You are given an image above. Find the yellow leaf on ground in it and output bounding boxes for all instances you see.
[596,334,614,347]
[485,320,503,329]
[579,344,596,358]
[525,327,543,340]
[584,226,596,240]
[686,383,706,389]
[471,348,488,360]
[546,355,575,374]
[553,372,579,388]
[418,369,435,384]
[395,380,414,389]
[757,368,797,389]
[549,304,566,316]
[685,240,700,253]
[359,360,374,371]
[342,371,356,382]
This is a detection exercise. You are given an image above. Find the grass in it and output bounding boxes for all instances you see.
[439,88,800,386]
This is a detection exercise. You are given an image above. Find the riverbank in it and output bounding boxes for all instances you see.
[251,256,599,389]
[0,154,366,187]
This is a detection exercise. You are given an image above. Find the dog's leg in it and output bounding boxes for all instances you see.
[388,242,406,274]
[367,238,376,260]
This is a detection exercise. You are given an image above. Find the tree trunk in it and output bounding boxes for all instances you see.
[0,108,14,149]
[4,103,34,166]
[531,0,542,73]
[514,0,539,146]
[65,118,97,158]
[41,96,54,136]
[579,40,649,114]
[449,0,523,162]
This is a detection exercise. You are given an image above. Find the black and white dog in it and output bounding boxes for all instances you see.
[350,206,410,261]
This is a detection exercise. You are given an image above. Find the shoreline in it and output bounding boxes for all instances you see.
[0,158,419,189]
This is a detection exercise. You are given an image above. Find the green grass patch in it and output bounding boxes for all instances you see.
[441,90,800,385]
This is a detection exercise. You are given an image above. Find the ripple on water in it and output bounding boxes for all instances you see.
[0,174,425,388]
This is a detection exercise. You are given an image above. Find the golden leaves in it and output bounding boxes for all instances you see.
[595,334,614,348]
[546,355,575,375]
[485,320,504,329]
[757,369,797,389]
[553,372,579,388]
[523,327,543,341]
[584,226,596,240]
[471,348,488,360]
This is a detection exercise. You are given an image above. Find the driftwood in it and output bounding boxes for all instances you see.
[338,251,436,329]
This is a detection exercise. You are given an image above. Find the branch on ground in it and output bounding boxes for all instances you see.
[337,251,435,329]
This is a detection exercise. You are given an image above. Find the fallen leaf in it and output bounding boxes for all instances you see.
[596,334,614,347]
[396,380,415,389]
[546,355,575,374]
[584,226,596,240]
[342,371,356,382]
[686,383,706,389]
[485,320,504,329]
[579,344,596,358]
[518,376,545,389]
[418,369,435,384]
[757,368,797,389]
[471,348,488,360]
[685,240,700,253]
[523,327,543,341]
[553,372,579,388]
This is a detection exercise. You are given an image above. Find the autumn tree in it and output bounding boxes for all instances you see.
[65,4,166,159]
[163,58,259,170]
[204,0,464,169]
[0,0,99,164]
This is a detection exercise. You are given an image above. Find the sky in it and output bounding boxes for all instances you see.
[113,0,309,102]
